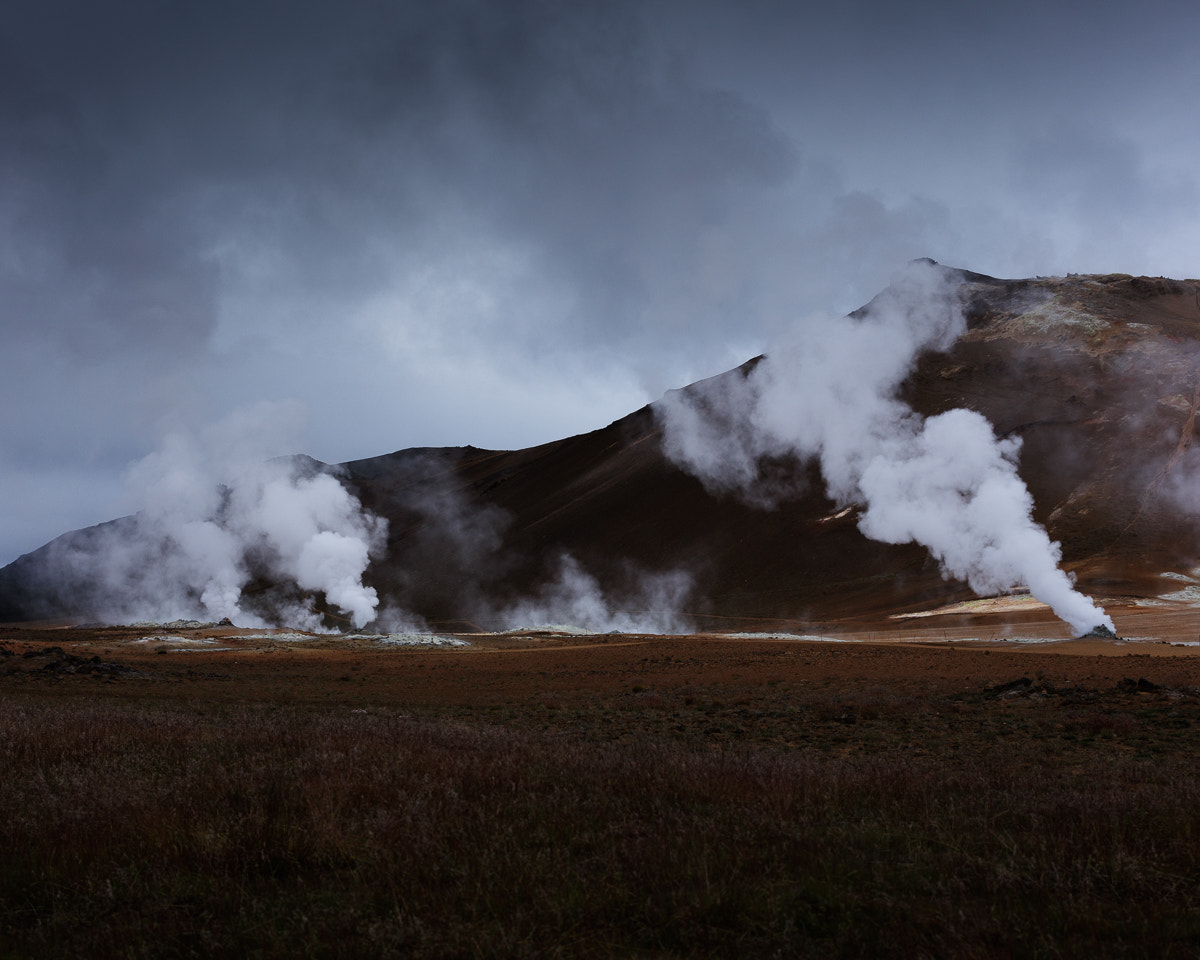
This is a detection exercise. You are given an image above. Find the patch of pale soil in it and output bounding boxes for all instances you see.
[498,625,602,636]
[240,633,325,642]
[365,634,471,647]
[1139,585,1200,606]
[890,595,1047,619]
[711,632,846,642]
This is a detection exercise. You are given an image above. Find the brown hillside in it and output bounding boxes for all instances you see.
[5,264,1200,628]
[335,267,1200,629]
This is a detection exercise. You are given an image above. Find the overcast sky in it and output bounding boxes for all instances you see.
[3,0,1199,565]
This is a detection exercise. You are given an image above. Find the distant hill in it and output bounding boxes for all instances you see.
[5,264,1200,629]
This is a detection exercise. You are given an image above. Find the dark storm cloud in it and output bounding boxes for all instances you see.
[2,0,817,561]
[1,0,800,358]
[3,0,1200,565]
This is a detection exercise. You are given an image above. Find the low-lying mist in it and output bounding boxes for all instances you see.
[358,453,696,634]
[495,555,693,635]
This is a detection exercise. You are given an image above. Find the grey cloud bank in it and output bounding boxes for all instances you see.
[3,0,1200,566]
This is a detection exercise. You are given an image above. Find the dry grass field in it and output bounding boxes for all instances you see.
[4,602,1200,958]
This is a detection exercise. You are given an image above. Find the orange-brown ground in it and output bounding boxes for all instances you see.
[6,600,1200,711]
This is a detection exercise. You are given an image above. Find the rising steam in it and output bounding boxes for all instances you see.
[496,554,693,635]
[657,260,1113,636]
[27,421,696,634]
[56,404,388,629]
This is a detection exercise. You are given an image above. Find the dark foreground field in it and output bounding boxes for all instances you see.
[4,607,1200,958]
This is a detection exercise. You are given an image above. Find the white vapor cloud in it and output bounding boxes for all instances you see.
[497,554,693,635]
[62,403,389,629]
[858,410,1112,636]
[656,261,1113,635]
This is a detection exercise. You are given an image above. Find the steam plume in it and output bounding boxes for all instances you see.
[497,554,693,635]
[657,260,1113,635]
[60,404,388,629]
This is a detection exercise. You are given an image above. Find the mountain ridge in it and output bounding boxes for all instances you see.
[5,263,1200,629]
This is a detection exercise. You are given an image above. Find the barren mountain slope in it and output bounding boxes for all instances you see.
[336,267,1200,628]
[4,265,1200,628]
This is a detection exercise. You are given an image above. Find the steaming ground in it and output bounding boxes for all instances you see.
[17,561,1200,694]
[97,567,1200,646]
